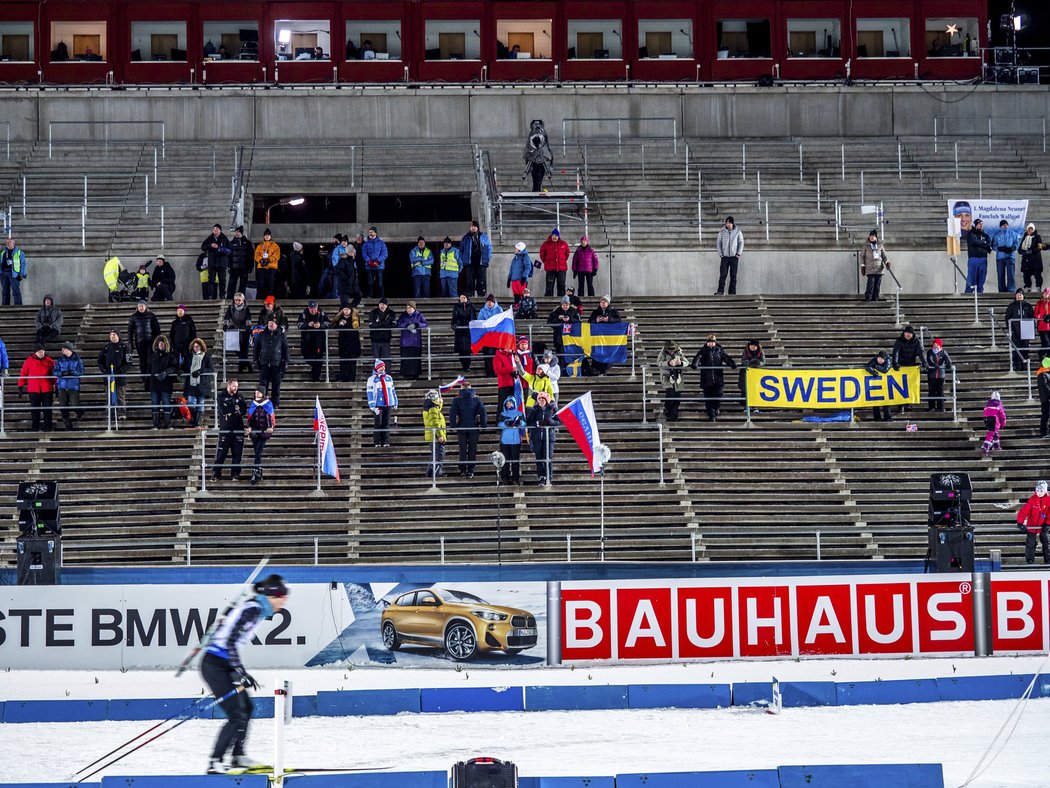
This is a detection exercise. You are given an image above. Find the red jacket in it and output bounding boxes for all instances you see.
[1017,493,1050,533]
[540,238,570,272]
[493,350,517,387]
[1035,299,1050,333]
[19,354,55,394]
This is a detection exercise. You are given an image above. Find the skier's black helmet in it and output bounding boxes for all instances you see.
[254,574,289,598]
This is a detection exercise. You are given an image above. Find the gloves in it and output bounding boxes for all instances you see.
[520,279,527,287]
[506,280,512,289]
[238,670,259,690]
[17,386,24,399]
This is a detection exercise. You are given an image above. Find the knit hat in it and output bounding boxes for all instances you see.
[443,236,452,244]
[537,363,550,375]
[177,304,186,312]
[368,226,378,234]
[561,296,571,305]
[34,342,46,352]
[580,235,589,243]
[417,235,425,242]
[600,294,611,302]
[137,299,148,306]
[307,299,318,308]
[876,349,886,358]
[515,241,526,252]
[426,389,441,402]
[932,338,943,348]
[707,334,717,342]
[551,228,560,237]
[1028,223,1036,232]
[374,359,386,371]
[1037,481,1048,495]
[407,300,416,309]
[725,216,734,224]
[264,295,276,305]
[517,335,528,345]
[292,241,303,252]
[1016,288,1025,295]
[991,390,1001,400]
[235,225,244,234]
[903,325,914,334]
[155,254,167,262]
[61,341,75,352]
[485,293,495,303]
[263,228,272,236]
[379,297,388,305]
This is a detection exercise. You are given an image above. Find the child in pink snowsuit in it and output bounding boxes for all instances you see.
[982,390,1007,457]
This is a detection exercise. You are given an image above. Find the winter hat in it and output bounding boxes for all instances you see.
[551,228,560,237]
[725,216,734,225]
[515,241,527,252]
[254,574,288,598]
[379,297,388,305]
[425,389,441,403]
[1043,288,1050,296]
[932,338,943,348]
[417,235,425,242]
[1037,481,1049,495]
[264,296,276,305]
[1000,219,1010,228]
[1016,288,1026,295]
[1043,357,1050,368]
[903,325,914,334]
[137,299,148,306]
[485,293,496,303]
[369,226,378,234]
[580,235,589,243]
[537,363,550,375]
[34,342,46,352]
[991,390,1001,400]
[292,241,303,252]
[407,300,416,309]
[875,349,887,358]
[561,296,571,305]
[747,339,760,347]
[707,334,717,342]
[374,359,386,372]
[542,349,554,361]
[1028,223,1036,232]
[61,341,75,352]
[443,236,452,244]
[307,299,318,308]
[869,229,878,237]
[177,304,187,312]
[263,228,272,237]
[517,335,528,345]
[235,225,244,234]
[600,294,611,303]
[155,254,167,262]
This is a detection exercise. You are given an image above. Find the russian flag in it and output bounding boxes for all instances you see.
[469,311,516,354]
[314,397,340,482]
[556,390,604,475]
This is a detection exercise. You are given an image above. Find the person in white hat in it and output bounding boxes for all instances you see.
[507,242,533,305]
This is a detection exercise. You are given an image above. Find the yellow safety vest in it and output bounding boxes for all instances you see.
[439,248,459,274]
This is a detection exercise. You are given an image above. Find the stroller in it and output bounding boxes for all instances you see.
[107,258,151,302]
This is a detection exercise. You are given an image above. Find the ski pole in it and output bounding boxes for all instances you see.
[76,687,244,783]
[74,691,233,778]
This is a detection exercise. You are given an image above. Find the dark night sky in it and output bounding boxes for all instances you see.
[988,1,1050,62]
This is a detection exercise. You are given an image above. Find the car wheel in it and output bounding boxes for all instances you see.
[444,621,478,661]
[382,621,401,650]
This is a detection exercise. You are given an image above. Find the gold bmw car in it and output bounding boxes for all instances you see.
[380,588,538,660]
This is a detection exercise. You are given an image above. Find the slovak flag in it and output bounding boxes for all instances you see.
[469,311,516,354]
[314,397,340,481]
[556,390,604,475]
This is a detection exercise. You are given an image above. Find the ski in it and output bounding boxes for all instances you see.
[226,765,394,775]
[174,557,270,676]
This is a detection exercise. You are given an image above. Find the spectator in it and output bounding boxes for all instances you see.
[289,240,309,298]
[450,379,486,478]
[519,360,554,409]
[588,295,622,375]
[863,349,892,422]
[1017,480,1050,565]
[540,229,570,297]
[331,305,362,382]
[738,339,765,409]
[297,300,330,383]
[227,226,254,299]
[516,335,535,377]
[498,396,525,485]
[169,305,198,371]
[547,295,581,370]
[184,338,214,428]
[1020,222,1046,291]
[564,286,584,318]
[691,334,737,422]
[253,229,281,300]
[541,348,561,401]
[18,344,55,431]
[148,335,179,429]
[409,236,433,298]
[1035,289,1050,348]
[452,294,477,372]
[367,298,397,366]
[925,338,953,413]
[366,359,398,447]
[459,220,493,298]
[571,235,599,297]
[892,325,926,413]
[319,235,342,300]
[526,390,559,485]
[362,226,389,298]
[254,317,288,408]
[0,334,6,376]
[397,301,428,380]
[478,294,503,376]
[246,388,276,485]
[133,264,150,301]
[965,218,993,294]
[438,236,461,298]
[35,295,63,346]
[256,296,288,334]
[200,223,230,300]
[1005,288,1035,372]
[0,237,27,305]
[54,341,84,430]
[150,255,176,301]
[993,219,1020,293]
[422,389,446,479]
[715,216,744,296]
[507,242,533,305]
[212,379,248,481]
[97,329,132,421]
[335,242,362,308]
[659,339,687,421]
[860,229,890,302]
[223,293,253,375]
[128,300,161,391]
[1039,357,1050,438]
[981,390,1007,458]
[515,287,538,320]
[494,347,517,407]
[196,253,209,296]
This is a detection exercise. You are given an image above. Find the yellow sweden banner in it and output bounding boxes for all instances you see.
[745,367,921,409]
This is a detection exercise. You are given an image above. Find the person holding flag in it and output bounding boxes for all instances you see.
[314,397,340,482]
[366,359,398,447]
[526,390,559,485]
[547,295,580,370]
[97,329,132,421]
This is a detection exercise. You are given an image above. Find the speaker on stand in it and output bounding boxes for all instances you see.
[926,472,974,572]
[15,480,62,585]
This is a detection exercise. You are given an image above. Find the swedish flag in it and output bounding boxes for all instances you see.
[563,323,630,377]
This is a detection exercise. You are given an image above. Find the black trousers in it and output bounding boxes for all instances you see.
[136,339,152,389]
[1041,395,1050,437]
[928,377,946,412]
[544,271,566,297]
[256,269,276,300]
[250,433,269,474]
[701,384,724,419]
[227,269,249,299]
[338,359,358,382]
[576,272,595,296]
[28,391,53,430]
[1023,265,1044,291]
[373,406,391,446]
[201,653,253,761]
[371,340,391,367]
[400,346,422,379]
[213,431,245,478]
[473,266,487,298]
[454,331,472,371]
[367,270,384,298]
[1025,527,1050,564]
[258,366,283,407]
[864,274,883,301]
[458,430,478,474]
[1011,336,1030,372]
[872,406,892,421]
[531,165,545,191]
[663,387,681,421]
[500,442,521,483]
[206,266,227,301]
[717,256,738,295]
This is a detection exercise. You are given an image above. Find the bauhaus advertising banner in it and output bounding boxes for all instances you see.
[745,367,921,409]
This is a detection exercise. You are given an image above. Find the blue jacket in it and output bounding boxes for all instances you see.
[367,373,398,408]
[329,245,344,268]
[508,251,533,283]
[460,232,493,268]
[362,237,389,270]
[499,405,524,445]
[992,228,1021,260]
[0,338,8,371]
[478,302,503,321]
[409,246,433,277]
[54,352,84,391]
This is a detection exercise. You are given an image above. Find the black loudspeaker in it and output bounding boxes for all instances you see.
[452,758,518,788]
[757,74,775,87]
[16,536,62,585]
[929,472,972,527]
[16,480,61,536]
[927,526,975,572]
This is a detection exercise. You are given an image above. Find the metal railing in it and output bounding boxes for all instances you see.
[934,115,1047,153]
[48,121,167,158]
[562,117,679,155]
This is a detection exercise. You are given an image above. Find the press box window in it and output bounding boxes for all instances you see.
[567,20,622,60]
[424,20,481,61]
[716,19,771,59]
[275,20,331,61]
[638,20,692,59]
[202,22,259,61]
[345,20,402,60]
[925,18,978,57]
[496,19,552,59]
[786,19,841,58]
[130,22,187,62]
[0,22,34,62]
[50,21,106,62]
[856,19,910,58]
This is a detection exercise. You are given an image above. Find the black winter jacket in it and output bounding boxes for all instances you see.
[892,334,926,370]
[865,355,891,376]
[967,228,993,259]
[331,311,362,358]
[151,263,176,293]
[691,344,736,388]
[450,389,488,430]
[223,303,252,330]
[335,256,362,306]
[149,346,179,394]
[227,236,253,272]
[169,315,198,354]
[1005,299,1035,337]
[128,310,161,346]
[201,232,230,269]
[97,340,132,375]
[368,307,398,343]
[926,348,953,380]
[217,390,248,431]
[254,328,288,369]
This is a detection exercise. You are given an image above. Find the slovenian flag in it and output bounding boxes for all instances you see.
[469,311,516,354]
[314,397,340,481]
[556,390,604,475]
